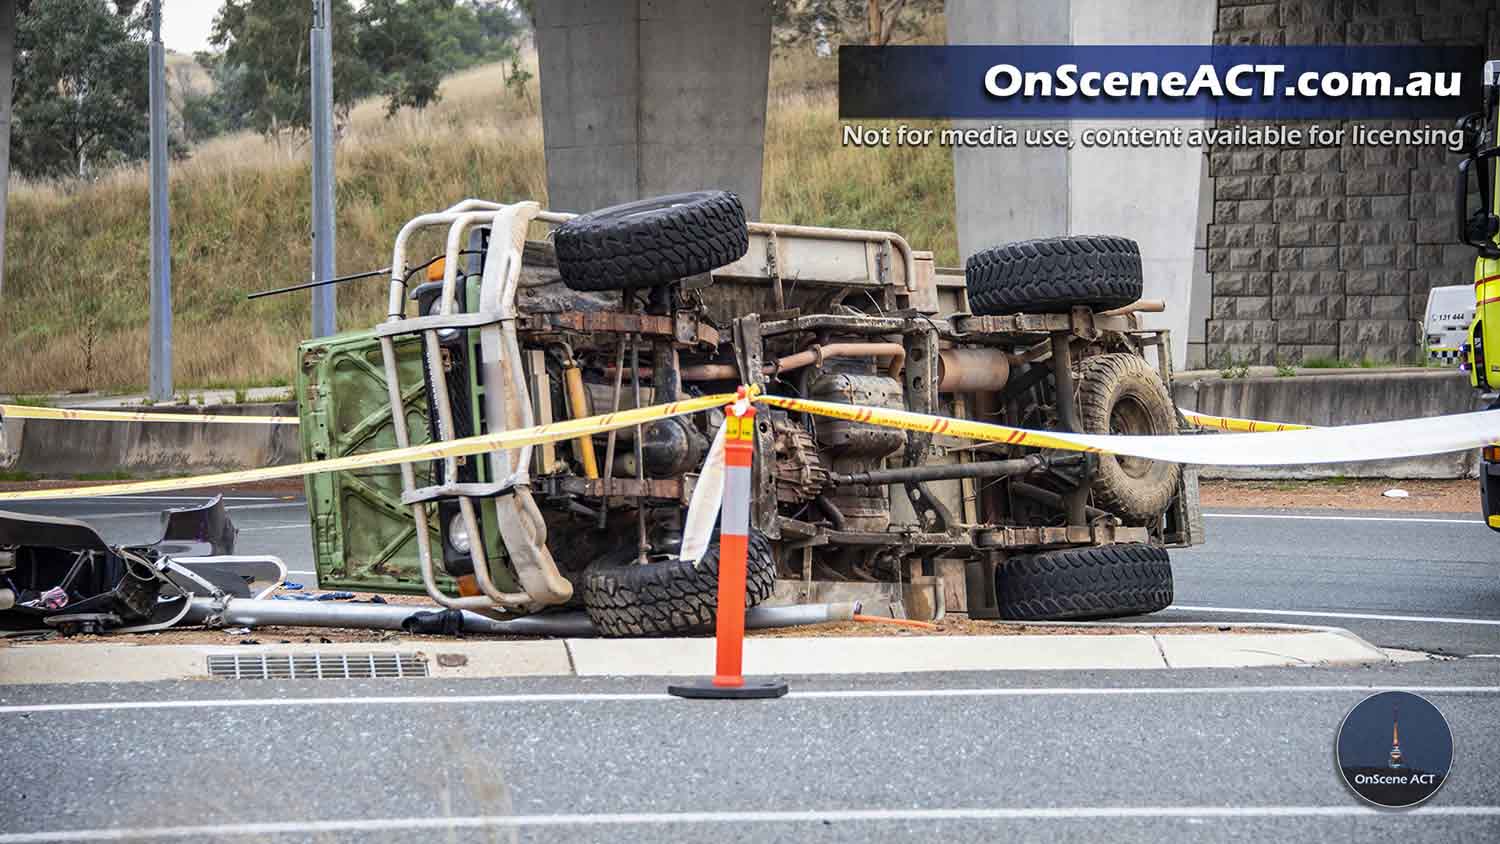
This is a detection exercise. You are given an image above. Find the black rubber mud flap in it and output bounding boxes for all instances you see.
[997,543,1173,621]
[554,191,749,291]
[581,532,776,637]
[965,235,1143,315]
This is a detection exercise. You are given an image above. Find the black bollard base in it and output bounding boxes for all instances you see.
[667,677,789,699]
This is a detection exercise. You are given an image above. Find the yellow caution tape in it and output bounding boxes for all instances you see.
[0,404,299,425]
[0,393,735,502]
[7,385,1487,502]
[757,395,1103,452]
[0,400,1309,435]
[1179,410,1314,432]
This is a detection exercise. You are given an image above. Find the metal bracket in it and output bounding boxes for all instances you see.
[374,310,505,338]
[400,479,522,506]
[766,231,785,311]
[733,314,780,539]
[900,328,953,532]
[1070,306,1099,341]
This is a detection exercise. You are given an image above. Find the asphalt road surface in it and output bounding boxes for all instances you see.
[1152,507,1500,656]
[0,663,1496,842]
[2,492,1498,841]
[3,493,1496,655]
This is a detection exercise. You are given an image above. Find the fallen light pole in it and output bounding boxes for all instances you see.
[181,596,860,638]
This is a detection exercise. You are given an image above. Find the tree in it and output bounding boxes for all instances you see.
[863,0,909,46]
[771,0,939,50]
[205,0,519,137]
[177,53,256,143]
[356,0,520,116]
[209,0,371,139]
[10,0,149,178]
[0,0,28,297]
[355,0,453,116]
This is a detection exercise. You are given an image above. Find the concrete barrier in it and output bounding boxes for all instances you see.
[3,402,300,478]
[1173,367,1482,479]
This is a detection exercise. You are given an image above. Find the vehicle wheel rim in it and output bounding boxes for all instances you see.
[1109,394,1155,478]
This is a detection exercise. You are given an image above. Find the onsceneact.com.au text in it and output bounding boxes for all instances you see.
[983,63,1462,100]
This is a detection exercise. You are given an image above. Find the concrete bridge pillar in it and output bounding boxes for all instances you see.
[946,0,1215,368]
[534,0,772,218]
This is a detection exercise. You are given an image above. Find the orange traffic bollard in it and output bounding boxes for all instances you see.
[669,388,789,700]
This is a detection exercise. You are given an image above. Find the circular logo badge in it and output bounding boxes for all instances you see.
[1336,691,1453,808]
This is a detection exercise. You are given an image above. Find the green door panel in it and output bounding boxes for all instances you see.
[297,329,452,595]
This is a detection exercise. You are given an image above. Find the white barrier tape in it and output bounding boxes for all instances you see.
[679,424,727,564]
[759,395,1500,467]
[0,393,735,502]
[0,404,299,425]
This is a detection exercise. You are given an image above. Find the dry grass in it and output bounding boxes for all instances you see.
[2,36,959,394]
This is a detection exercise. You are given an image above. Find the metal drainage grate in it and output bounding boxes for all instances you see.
[206,652,429,680]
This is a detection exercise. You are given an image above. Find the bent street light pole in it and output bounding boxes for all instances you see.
[148,1,173,400]
[309,0,337,337]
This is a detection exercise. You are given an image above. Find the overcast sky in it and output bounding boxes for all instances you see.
[160,1,223,54]
[159,2,398,54]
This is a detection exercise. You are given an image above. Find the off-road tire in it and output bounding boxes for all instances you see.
[998,543,1173,620]
[965,235,1143,315]
[581,532,776,637]
[1074,353,1181,521]
[554,191,749,291]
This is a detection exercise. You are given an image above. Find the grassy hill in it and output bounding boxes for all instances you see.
[1,45,955,394]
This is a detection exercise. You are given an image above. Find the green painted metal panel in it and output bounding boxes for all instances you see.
[296,329,451,595]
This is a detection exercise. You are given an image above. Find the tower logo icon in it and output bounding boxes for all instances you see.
[1387,703,1405,770]
[1337,691,1452,808]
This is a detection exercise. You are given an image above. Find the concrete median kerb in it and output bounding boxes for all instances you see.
[0,624,1391,685]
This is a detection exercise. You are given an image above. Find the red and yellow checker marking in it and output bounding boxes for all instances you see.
[1475,271,1500,306]
[0,404,300,425]
[0,392,737,502]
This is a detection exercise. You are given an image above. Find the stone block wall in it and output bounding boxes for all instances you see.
[1200,0,1498,367]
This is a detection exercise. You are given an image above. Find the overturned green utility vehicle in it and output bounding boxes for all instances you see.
[296,195,1201,635]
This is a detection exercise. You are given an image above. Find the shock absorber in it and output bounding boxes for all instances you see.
[558,344,600,479]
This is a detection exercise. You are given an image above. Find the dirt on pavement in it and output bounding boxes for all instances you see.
[1200,478,1476,514]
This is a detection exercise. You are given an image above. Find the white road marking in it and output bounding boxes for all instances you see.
[1169,604,1500,626]
[2,805,1496,841]
[101,495,284,502]
[6,495,284,503]
[1204,512,1477,525]
[32,501,305,521]
[236,524,307,533]
[2,685,1496,716]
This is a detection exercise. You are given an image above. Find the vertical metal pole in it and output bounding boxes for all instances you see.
[0,0,17,298]
[148,1,173,400]
[309,0,337,337]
